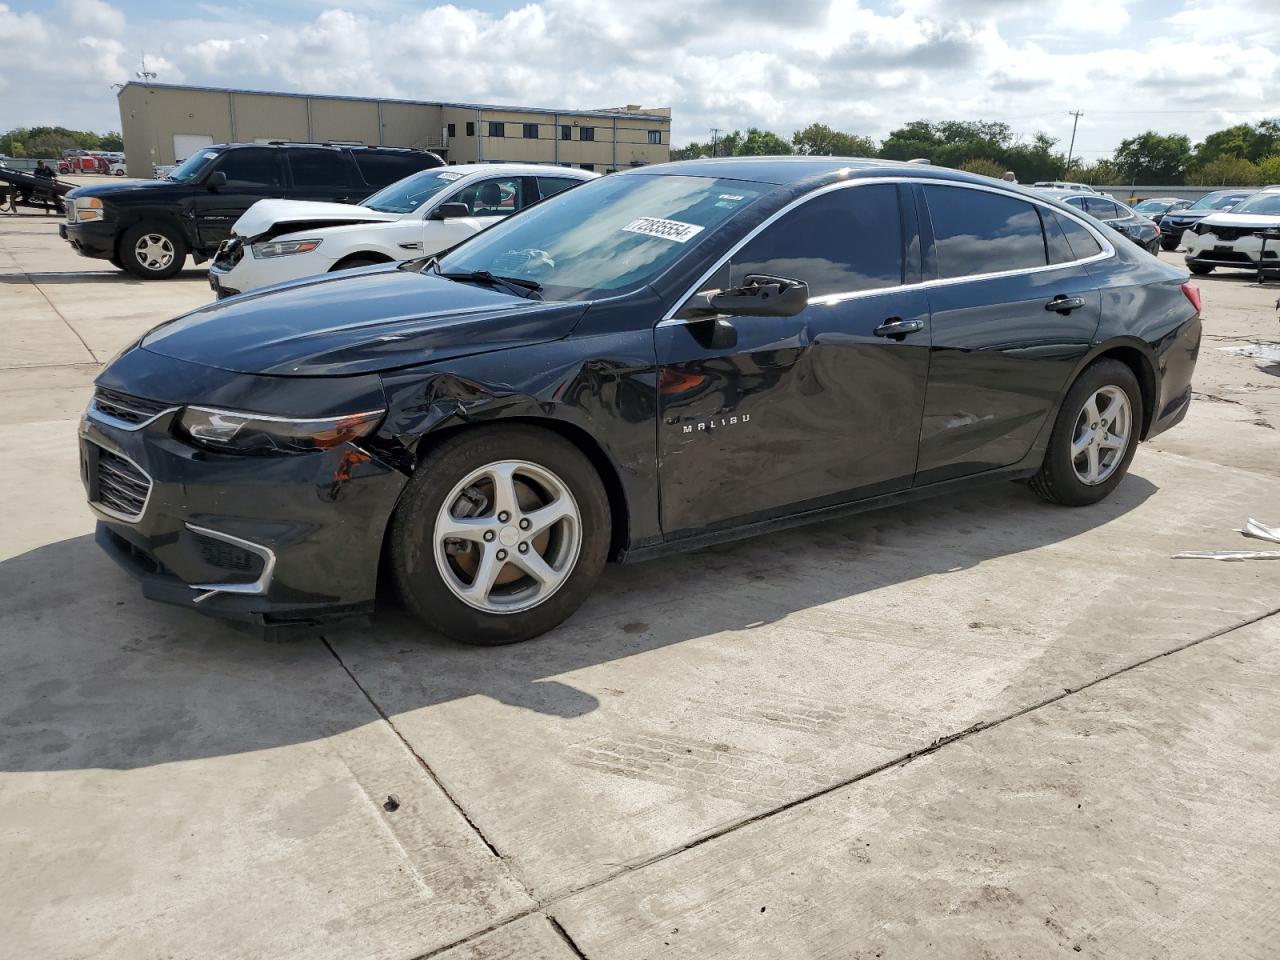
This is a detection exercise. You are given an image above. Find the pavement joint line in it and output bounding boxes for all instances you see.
[547,914,592,960]
[2,239,100,364]
[400,603,1280,959]
[318,636,537,897]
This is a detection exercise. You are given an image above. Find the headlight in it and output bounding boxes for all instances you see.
[73,197,105,222]
[251,238,323,259]
[176,406,384,455]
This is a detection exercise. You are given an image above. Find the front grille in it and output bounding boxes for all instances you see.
[93,446,152,520]
[195,533,264,576]
[93,387,172,426]
[1205,226,1253,242]
[214,237,245,269]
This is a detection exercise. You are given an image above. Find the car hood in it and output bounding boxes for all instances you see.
[141,266,590,377]
[231,199,401,239]
[66,179,183,201]
[1197,211,1280,229]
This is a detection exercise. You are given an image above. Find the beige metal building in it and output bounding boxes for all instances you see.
[117,82,671,177]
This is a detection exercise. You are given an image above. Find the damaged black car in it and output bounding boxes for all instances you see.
[82,158,1202,644]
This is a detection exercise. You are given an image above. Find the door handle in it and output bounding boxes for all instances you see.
[873,317,925,340]
[1045,295,1086,314]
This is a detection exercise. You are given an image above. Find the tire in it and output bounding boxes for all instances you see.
[390,425,611,645]
[1188,263,1214,275]
[1160,238,1178,251]
[109,254,124,270]
[114,169,126,176]
[119,221,186,279]
[330,255,386,272]
[1030,359,1142,507]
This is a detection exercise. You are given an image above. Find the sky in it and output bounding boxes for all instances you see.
[2,0,1278,158]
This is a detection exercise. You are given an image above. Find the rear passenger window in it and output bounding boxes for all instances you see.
[288,149,352,189]
[215,148,281,187]
[1052,211,1103,260]
[730,184,903,298]
[1084,197,1120,220]
[355,153,427,189]
[537,177,581,200]
[924,185,1046,278]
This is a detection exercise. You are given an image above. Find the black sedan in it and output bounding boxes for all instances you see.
[1157,189,1253,250]
[81,158,1202,645]
[1048,191,1163,254]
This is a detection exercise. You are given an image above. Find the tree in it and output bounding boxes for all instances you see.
[1194,119,1280,165]
[1073,160,1119,185]
[735,128,791,156]
[100,131,124,152]
[1258,155,1280,185]
[960,158,1007,179]
[791,123,876,157]
[1111,132,1192,183]
[1187,157,1261,186]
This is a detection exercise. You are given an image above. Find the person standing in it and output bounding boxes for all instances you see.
[32,159,56,213]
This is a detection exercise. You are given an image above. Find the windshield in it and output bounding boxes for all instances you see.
[1135,199,1172,214]
[167,149,222,182]
[363,169,468,213]
[1231,192,1280,216]
[435,174,767,300]
[1189,191,1249,211]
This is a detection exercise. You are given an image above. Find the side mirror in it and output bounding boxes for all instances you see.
[705,275,809,317]
[430,202,471,220]
[207,171,227,190]
[1222,204,1235,211]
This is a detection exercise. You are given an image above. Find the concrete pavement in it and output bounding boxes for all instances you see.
[1,215,1277,958]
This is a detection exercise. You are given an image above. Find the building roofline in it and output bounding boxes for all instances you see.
[117,81,671,123]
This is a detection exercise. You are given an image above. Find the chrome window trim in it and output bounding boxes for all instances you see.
[657,176,1116,327]
[186,523,277,600]
[87,398,180,432]
[84,440,155,524]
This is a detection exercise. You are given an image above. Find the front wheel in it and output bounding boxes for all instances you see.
[389,425,611,645]
[1188,263,1214,275]
[119,221,187,279]
[1030,359,1141,507]
[1160,238,1178,251]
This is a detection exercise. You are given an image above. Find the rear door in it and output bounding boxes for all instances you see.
[285,148,358,204]
[192,148,286,250]
[655,181,932,535]
[914,183,1104,484]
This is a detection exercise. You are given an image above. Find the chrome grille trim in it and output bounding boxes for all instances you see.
[90,387,179,432]
[90,444,154,523]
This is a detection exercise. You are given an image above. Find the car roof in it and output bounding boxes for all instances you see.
[427,163,598,178]
[624,155,1045,191]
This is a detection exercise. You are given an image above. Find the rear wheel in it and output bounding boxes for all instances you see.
[1030,359,1141,507]
[390,425,611,645]
[1145,238,1160,255]
[119,221,186,279]
[1160,238,1179,251]
[1188,263,1214,275]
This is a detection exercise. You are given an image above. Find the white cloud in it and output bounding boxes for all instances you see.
[0,0,1276,160]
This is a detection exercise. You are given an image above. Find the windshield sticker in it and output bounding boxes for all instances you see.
[437,171,464,181]
[718,194,744,201]
[622,217,705,243]
[201,151,219,160]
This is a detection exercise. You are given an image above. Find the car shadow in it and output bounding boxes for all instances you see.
[0,474,1157,772]
[0,270,208,285]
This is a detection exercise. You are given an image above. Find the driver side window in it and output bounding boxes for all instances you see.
[214,148,282,188]
[449,177,525,218]
[725,184,905,298]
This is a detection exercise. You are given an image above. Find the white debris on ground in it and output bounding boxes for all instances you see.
[1174,518,1280,561]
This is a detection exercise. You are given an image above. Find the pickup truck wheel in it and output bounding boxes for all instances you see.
[119,222,186,280]
[390,425,611,645]
[109,254,124,270]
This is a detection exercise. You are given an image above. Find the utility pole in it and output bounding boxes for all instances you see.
[710,127,721,158]
[1065,110,1083,172]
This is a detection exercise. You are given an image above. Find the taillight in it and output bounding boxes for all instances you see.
[1181,282,1202,316]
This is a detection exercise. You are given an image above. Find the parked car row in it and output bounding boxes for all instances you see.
[1181,186,1280,275]
[78,156,1202,644]
[1038,189,1162,255]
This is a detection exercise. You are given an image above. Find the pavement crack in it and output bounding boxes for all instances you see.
[319,637,521,875]
[547,914,592,960]
[11,258,99,364]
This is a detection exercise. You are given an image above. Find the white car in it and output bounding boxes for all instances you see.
[109,160,127,176]
[207,163,598,297]
[1182,187,1280,275]
[1033,180,1099,193]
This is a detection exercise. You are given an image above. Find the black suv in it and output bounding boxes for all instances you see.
[61,142,444,279]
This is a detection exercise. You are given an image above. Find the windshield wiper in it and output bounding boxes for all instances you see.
[436,267,543,300]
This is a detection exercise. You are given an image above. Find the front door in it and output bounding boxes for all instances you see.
[913,183,1104,484]
[422,174,537,255]
[192,148,286,250]
[656,182,932,536]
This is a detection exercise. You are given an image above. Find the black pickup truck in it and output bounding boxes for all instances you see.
[61,142,443,279]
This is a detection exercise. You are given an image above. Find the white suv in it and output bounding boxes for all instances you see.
[1182,187,1280,275]
[208,163,598,297]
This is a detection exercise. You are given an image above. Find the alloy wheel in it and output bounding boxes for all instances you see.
[1070,386,1132,485]
[134,233,175,271]
[433,460,582,614]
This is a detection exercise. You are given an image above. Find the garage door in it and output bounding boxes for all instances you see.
[172,134,214,163]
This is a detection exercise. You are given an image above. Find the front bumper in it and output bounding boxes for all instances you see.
[80,403,408,626]
[1160,217,1200,241]
[63,219,117,260]
[1183,232,1280,270]
[210,240,336,298]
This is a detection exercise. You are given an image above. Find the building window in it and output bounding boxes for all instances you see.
[580,126,595,142]
[488,121,505,138]
[648,130,662,145]
[447,123,456,138]
[581,163,594,171]
[465,121,475,137]
[523,122,539,139]
[561,125,572,141]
